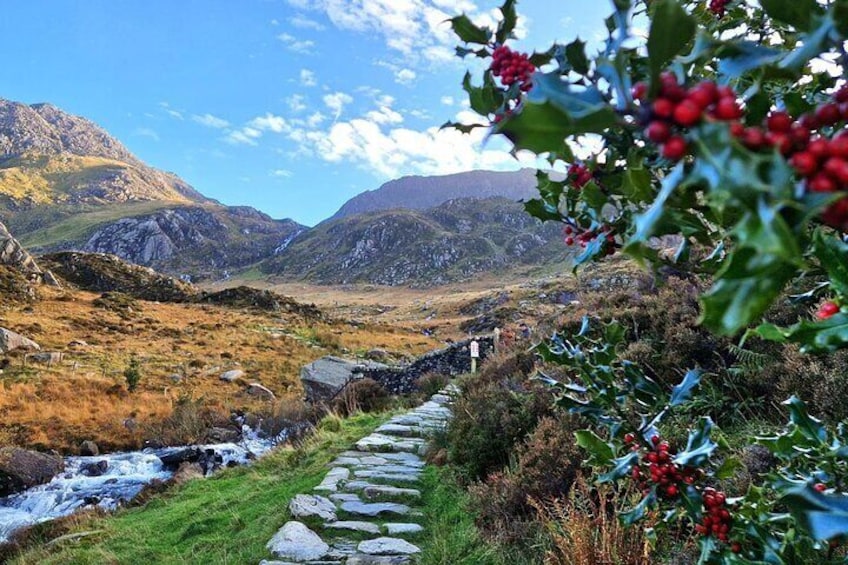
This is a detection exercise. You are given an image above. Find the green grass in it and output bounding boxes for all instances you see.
[418,465,534,565]
[17,201,185,248]
[9,412,390,565]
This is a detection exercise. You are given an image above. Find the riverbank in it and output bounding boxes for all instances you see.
[3,411,390,563]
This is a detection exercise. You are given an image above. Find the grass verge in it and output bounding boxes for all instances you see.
[7,412,389,565]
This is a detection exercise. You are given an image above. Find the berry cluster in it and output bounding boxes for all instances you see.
[816,301,841,320]
[732,86,848,229]
[567,163,594,189]
[633,74,743,161]
[626,434,698,499]
[490,45,535,91]
[709,0,730,18]
[695,487,733,543]
[563,224,616,256]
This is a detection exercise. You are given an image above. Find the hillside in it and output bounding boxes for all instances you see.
[329,169,538,221]
[261,197,570,286]
[0,99,303,280]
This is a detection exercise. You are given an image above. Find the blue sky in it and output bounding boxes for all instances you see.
[0,1,611,226]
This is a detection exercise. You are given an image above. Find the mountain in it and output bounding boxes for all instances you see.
[0,99,303,280]
[261,196,570,286]
[329,169,539,221]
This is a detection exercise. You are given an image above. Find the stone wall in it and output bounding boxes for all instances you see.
[358,336,494,395]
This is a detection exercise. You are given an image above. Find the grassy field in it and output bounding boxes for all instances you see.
[6,412,390,564]
[0,286,438,453]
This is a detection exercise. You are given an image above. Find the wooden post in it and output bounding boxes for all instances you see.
[493,327,501,354]
[470,339,480,374]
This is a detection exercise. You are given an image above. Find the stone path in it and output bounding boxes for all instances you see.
[260,386,458,565]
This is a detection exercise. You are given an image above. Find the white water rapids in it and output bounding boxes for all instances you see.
[0,425,284,545]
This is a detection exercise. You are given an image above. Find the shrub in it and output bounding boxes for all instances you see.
[123,357,142,393]
[448,378,553,483]
[144,394,227,446]
[417,371,449,397]
[469,415,585,545]
[332,378,391,417]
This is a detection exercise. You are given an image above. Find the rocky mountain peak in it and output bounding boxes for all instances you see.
[0,99,139,164]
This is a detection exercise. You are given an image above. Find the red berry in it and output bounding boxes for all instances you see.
[817,103,841,126]
[823,197,848,230]
[791,152,819,177]
[815,482,828,492]
[809,137,830,160]
[816,302,840,320]
[790,124,811,146]
[666,485,678,497]
[714,97,743,120]
[800,113,820,130]
[729,121,745,137]
[631,82,648,101]
[688,84,717,109]
[646,120,672,143]
[662,136,688,160]
[674,100,701,127]
[810,173,838,193]
[741,127,766,150]
[731,542,742,553]
[651,435,661,445]
[829,133,848,159]
[565,236,574,245]
[624,433,635,443]
[765,131,792,155]
[766,111,793,133]
[824,157,848,184]
[836,86,848,104]
[653,98,674,119]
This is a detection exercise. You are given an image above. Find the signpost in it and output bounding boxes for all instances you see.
[470,339,480,374]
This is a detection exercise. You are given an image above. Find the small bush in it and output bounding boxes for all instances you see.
[332,378,391,417]
[144,394,227,446]
[469,415,585,545]
[417,371,449,397]
[123,357,142,393]
[448,379,553,483]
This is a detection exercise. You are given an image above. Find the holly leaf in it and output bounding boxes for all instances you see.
[784,396,827,444]
[565,38,590,74]
[575,430,615,466]
[669,369,702,407]
[647,0,696,88]
[781,482,848,540]
[524,198,562,222]
[749,313,848,353]
[621,491,655,526]
[449,14,492,45]
[462,71,503,116]
[495,0,517,44]
[813,230,848,296]
[673,418,716,467]
[760,0,821,31]
[599,452,639,483]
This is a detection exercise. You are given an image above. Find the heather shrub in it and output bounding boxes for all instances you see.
[469,415,585,545]
[332,378,391,417]
[448,378,553,483]
[416,371,449,397]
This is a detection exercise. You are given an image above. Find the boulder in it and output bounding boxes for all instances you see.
[0,447,64,496]
[219,369,244,383]
[0,327,41,354]
[357,537,421,555]
[246,382,276,400]
[299,356,388,403]
[204,427,241,444]
[266,521,329,561]
[79,440,99,456]
[157,447,202,470]
[288,494,337,521]
[172,462,204,485]
[28,351,63,365]
[80,460,109,477]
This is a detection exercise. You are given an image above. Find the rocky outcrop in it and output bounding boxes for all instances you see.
[0,447,64,496]
[0,327,41,354]
[262,197,569,287]
[40,252,195,302]
[299,357,389,403]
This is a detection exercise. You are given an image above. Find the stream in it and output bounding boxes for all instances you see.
[0,424,288,545]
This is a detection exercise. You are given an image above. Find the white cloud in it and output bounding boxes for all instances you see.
[272,169,294,177]
[323,92,354,119]
[307,111,327,127]
[271,19,280,25]
[440,96,455,106]
[366,105,404,125]
[249,113,290,133]
[287,94,307,113]
[289,14,326,30]
[277,33,315,54]
[395,68,417,85]
[192,113,230,129]
[300,68,317,87]
[224,128,261,146]
[134,127,160,142]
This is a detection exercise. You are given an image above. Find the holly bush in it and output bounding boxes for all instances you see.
[450,0,848,563]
